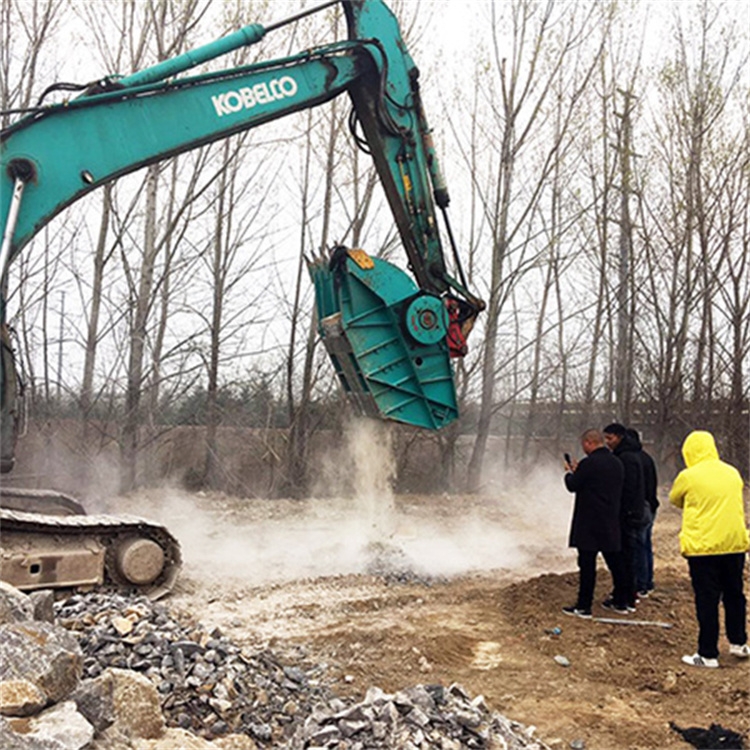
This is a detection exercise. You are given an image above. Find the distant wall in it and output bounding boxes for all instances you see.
[7,418,694,501]
[9,420,457,499]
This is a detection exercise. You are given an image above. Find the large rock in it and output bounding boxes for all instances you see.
[0,680,47,717]
[0,621,82,715]
[0,700,94,750]
[72,668,164,741]
[28,591,55,624]
[69,676,114,734]
[0,582,34,625]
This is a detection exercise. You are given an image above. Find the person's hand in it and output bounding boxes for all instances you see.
[564,457,578,472]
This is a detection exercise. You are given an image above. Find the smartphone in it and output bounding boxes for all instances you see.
[564,452,572,465]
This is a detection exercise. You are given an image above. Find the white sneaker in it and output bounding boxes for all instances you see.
[729,643,750,658]
[681,653,719,668]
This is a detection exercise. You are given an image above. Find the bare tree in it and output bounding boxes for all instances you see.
[199,133,276,489]
[282,3,383,496]
[0,0,63,123]
[79,184,114,416]
[461,0,612,491]
[613,89,637,422]
[635,0,748,466]
[285,107,319,497]
[75,0,208,490]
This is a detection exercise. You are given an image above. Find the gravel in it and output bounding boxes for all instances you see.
[54,589,550,749]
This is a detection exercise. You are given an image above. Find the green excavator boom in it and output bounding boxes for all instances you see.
[0,0,483,471]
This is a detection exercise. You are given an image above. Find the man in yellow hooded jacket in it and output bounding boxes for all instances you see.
[670,430,749,668]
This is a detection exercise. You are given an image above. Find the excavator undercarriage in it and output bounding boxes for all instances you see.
[0,489,181,599]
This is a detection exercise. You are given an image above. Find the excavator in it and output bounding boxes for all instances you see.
[0,0,483,598]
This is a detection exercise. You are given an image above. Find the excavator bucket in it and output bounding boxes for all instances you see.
[309,248,458,430]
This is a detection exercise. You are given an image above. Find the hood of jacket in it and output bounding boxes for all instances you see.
[613,432,640,455]
[625,429,643,451]
[681,430,719,468]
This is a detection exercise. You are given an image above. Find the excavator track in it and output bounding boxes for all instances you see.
[0,507,182,600]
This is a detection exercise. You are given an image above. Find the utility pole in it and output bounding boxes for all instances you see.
[614,89,636,424]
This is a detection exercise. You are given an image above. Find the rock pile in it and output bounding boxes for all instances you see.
[54,590,334,745]
[1,582,551,749]
[294,683,548,749]
[0,580,95,750]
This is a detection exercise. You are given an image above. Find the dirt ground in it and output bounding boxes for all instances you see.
[116,483,750,750]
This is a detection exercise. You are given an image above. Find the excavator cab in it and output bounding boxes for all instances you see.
[0,320,20,474]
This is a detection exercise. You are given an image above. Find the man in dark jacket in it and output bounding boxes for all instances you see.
[604,422,647,610]
[562,428,626,618]
[627,428,659,596]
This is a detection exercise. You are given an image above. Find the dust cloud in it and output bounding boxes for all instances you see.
[120,419,576,588]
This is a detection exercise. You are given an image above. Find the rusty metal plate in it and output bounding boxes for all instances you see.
[0,533,105,590]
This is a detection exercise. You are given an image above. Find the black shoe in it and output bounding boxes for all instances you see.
[562,605,592,619]
[601,598,630,614]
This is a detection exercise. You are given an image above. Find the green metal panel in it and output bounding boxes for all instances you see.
[310,254,458,430]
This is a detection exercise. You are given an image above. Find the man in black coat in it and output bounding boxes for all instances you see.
[627,428,659,596]
[604,422,648,610]
[563,428,627,618]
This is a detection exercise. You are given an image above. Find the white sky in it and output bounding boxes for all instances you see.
[5,0,750,397]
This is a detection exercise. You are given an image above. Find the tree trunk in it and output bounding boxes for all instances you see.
[121,165,159,492]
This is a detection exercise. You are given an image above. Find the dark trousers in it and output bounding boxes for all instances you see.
[687,553,747,659]
[577,549,627,610]
[635,511,655,592]
[621,525,639,607]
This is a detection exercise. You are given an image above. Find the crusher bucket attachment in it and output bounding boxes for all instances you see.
[309,247,458,430]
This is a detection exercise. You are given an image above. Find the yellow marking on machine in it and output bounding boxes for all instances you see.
[347,248,375,269]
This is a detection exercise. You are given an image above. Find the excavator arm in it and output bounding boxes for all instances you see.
[0,43,364,260]
[0,0,484,469]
